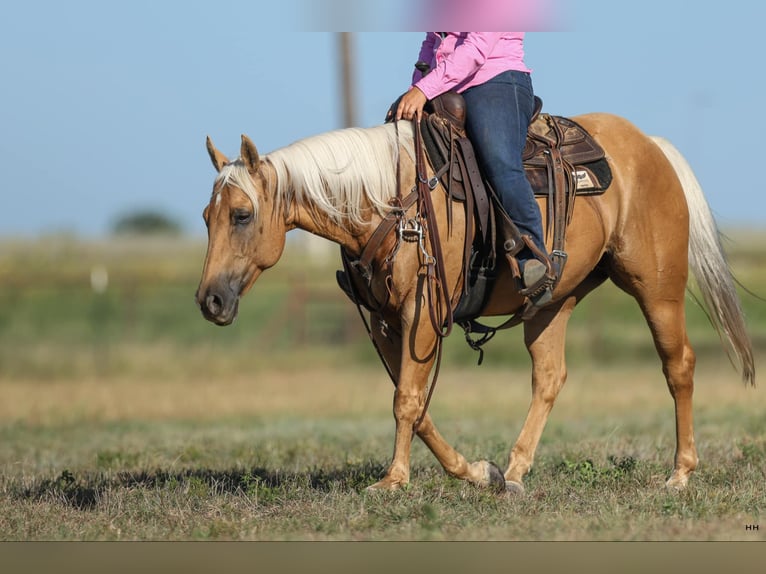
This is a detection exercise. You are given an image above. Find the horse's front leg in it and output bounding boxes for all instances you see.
[367,309,436,491]
[415,413,505,490]
[366,310,503,491]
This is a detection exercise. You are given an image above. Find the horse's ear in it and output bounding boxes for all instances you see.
[206,136,229,173]
[240,134,260,172]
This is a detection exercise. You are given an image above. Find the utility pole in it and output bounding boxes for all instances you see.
[304,33,358,264]
[339,32,357,128]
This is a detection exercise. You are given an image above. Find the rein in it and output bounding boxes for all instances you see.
[410,116,455,433]
[342,118,456,435]
[413,117,455,340]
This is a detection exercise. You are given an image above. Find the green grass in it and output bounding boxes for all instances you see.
[1,232,765,380]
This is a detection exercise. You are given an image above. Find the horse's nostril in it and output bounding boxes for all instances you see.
[206,293,223,316]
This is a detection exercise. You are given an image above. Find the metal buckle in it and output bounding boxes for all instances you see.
[551,249,568,263]
[418,174,439,190]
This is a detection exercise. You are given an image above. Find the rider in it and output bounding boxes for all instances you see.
[394,32,554,308]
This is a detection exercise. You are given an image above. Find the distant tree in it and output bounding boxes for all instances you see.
[112,210,183,236]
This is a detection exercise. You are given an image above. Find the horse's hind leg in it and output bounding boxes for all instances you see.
[644,297,698,488]
[367,312,504,491]
[608,226,698,488]
[611,267,698,489]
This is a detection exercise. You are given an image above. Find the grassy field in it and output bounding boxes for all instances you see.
[0,232,764,541]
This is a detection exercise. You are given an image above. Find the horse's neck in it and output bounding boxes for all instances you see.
[285,190,376,256]
[276,131,417,256]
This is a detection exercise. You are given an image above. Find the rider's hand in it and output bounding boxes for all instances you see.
[395,86,428,123]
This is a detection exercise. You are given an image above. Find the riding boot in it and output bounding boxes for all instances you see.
[514,236,558,314]
[521,260,553,308]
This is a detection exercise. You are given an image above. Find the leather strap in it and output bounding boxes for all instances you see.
[549,146,570,282]
[414,118,454,339]
[410,117,457,433]
[456,138,491,248]
[350,190,418,282]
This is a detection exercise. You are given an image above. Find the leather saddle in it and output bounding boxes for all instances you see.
[421,93,611,199]
[418,92,612,326]
[523,98,612,195]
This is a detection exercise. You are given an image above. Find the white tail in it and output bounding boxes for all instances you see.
[650,136,755,385]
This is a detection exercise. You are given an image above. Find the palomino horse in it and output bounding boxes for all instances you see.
[197,114,755,493]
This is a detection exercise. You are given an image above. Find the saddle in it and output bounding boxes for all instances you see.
[523,97,612,195]
[420,94,611,196]
[418,92,612,330]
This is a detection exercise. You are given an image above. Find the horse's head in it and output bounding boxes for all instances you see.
[196,135,287,326]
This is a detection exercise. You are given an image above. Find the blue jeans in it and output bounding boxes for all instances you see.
[462,70,546,260]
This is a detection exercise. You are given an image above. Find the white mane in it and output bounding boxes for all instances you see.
[215,122,415,227]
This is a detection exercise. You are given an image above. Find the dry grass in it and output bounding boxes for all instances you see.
[1,359,763,541]
[1,358,760,425]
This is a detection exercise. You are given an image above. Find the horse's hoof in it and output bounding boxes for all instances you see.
[665,474,689,491]
[504,480,525,495]
[365,479,403,492]
[487,462,506,493]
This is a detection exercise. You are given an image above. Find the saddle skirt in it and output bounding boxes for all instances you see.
[523,106,612,194]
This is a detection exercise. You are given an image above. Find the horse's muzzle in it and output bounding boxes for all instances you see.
[196,281,240,326]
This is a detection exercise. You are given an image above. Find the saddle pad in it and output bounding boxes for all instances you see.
[528,157,612,196]
[524,114,612,194]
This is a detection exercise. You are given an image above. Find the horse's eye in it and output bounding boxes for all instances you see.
[232,209,253,226]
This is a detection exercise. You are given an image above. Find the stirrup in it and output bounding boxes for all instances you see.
[520,290,552,320]
[518,257,557,296]
[520,257,560,320]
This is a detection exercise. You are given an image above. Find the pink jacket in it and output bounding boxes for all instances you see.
[412,32,531,100]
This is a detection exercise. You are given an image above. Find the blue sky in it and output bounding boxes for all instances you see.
[0,0,764,237]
